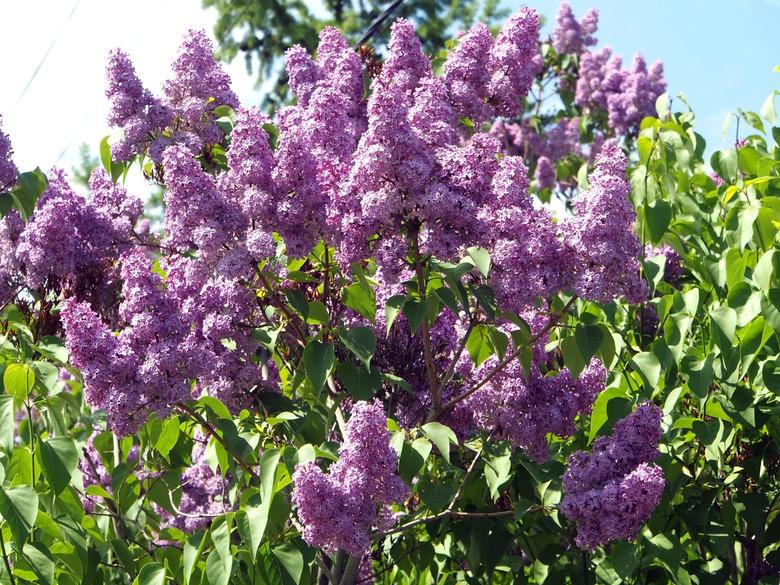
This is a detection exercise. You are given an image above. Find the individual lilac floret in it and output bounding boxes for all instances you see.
[292,400,408,555]
[566,142,647,303]
[561,402,665,549]
[105,49,172,161]
[163,30,238,148]
[551,3,598,55]
[487,7,542,117]
[0,115,18,190]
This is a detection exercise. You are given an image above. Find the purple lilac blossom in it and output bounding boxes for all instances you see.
[552,3,598,56]
[467,355,605,461]
[0,211,24,305]
[561,402,665,549]
[566,142,647,303]
[576,48,666,136]
[105,49,172,161]
[292,400,408,554]
[0,115,18,190]
[16,168,127,308]
[487,7,542,117]
[163,30,238,150]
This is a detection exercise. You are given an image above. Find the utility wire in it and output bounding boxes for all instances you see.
[14,0,82,110]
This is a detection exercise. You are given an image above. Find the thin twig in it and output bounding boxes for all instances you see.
[436,296,578,416]
[0,527,16,585]
[177,403,259,480]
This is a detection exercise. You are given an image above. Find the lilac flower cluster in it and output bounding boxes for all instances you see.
[566,142,647,303]
[0,211,24,306]
[14,168,140,310]
[292,400,408,554]
[551,3,598,56]
[106,30,237,162]
[0,116,18,191]
[158,435,230,532]
[576,48,666,136]
[61,251,199,434]
[561,402,665,549]
[467,352,606,462]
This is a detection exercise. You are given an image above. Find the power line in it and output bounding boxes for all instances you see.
[14,0,82,109]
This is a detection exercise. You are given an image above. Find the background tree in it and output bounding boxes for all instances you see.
[203,0,506,105]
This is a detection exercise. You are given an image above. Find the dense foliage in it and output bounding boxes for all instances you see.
[0,2,778,584]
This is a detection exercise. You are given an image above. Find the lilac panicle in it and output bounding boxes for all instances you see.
[552,3,598,55]
[292,400,408,554]
[105,49,172,161]
[0,115,18,190]
[561,402,665,549]
[163,29,238,148]
[285,45,322,107]
[566,142,647,303]
[488,7,542,117]
[440,23,493,123]
[380,18,432,96]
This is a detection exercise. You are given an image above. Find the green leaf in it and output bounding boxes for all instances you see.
[20,542,54,585]
[133,563,166,585]
[421,422,457,464]
[0,485,38,547]
[256,448,282,546]
[336,361,380,401]
[205,548,231,585]
[156,415,180,461]
[710,306,737,351]
[184,531,207,585]
[0,396,13,452]
[630,352,662,390]
[305,300,329,325]
[338,327,376,370]
[761,289,780,338]
[403,300,429,333]
[302,341,335,392]
[589,387,630,442]
[611,542,640,579]
[100,136,112,174]
[37,437,78,495]
[466,246,491,277]
[385,295,406,335]
[483,448,513,501]
[574,324,605,365]
[271,543,305,584]
[342,282,376,322]
[644,199,672,243]
[466,324,493,367]
[3,363,35,401]
[561,336,586,379]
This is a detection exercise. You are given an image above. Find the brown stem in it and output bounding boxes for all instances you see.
[177,404,259,480]
[435,296,578,417]
[411,231,440,419]
[375,509,517,539]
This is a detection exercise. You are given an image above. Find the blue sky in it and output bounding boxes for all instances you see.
[521,0,780,149]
